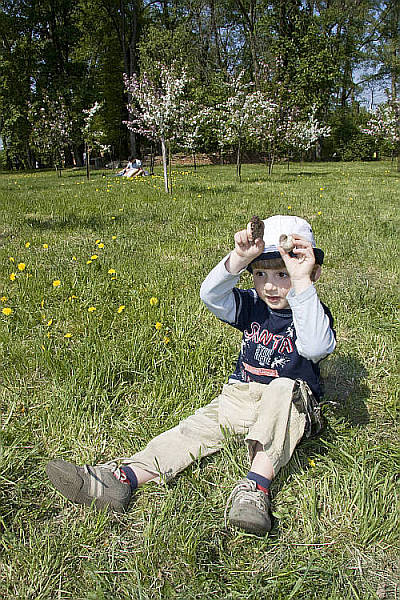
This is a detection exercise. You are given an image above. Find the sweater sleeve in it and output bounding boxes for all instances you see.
[287,285,336,363]
[199,253,246,323]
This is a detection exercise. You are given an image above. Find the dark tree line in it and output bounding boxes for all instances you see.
[0,0,399,169]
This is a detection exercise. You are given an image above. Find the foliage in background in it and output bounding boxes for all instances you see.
[0,1,399,168]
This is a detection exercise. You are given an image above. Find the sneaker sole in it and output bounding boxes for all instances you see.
[229,515,271,536]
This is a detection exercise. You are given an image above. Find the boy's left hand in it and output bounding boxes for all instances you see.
[278,234,316,292]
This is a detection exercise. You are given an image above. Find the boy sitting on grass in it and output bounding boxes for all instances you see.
[46,215,335,536]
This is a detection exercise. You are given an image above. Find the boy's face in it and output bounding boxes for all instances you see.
[252,266,292,310]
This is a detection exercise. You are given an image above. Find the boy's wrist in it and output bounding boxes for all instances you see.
[290,276,313,295]
[225,250,250,275]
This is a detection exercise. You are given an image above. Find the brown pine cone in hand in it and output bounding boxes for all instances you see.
[250,216,264,244]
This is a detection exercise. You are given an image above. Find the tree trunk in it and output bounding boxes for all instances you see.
[150,143,154,175]
[85,142,90,180]
[161,136,169,193]
[106,0,140,157]
[210,0,223,70]
[268,148,275,175]
[236,140,242,182]
[168,142,173,194]
[235,0,259,88]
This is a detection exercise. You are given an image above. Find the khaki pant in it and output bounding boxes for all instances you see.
[117,378,308,483]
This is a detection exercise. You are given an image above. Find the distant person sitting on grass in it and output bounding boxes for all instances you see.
[115,157,145,177]
[46,215,336,536]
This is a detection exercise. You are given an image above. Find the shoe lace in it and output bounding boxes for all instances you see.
[224,479,268,529]
[92,460,128,481]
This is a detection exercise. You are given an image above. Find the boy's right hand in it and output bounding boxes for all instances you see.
[226,223,265,274]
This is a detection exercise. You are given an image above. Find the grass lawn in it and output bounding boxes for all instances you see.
[0,161,399,599]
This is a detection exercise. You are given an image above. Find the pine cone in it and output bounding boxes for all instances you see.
[250,216,264,244]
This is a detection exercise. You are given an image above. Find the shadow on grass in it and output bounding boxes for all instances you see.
[321,352,370,426]
[242,171,332,184]
[276,171,332,182]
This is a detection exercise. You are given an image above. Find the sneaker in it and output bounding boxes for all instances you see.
[46,459,132,513]
[225,478,272,535]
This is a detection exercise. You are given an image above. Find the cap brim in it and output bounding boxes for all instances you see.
[247,248,324,272]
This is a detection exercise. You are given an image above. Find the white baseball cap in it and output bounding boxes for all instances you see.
[248,215,324,270]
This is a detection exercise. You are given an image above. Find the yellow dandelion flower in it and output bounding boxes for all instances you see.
[72,256,77,261]
[108,268,116,274]
[317,211,322,216]
[91,255,98,260]
[111,276,116,280]
[52,280,61,287]
[149,297,158,306]
[155,321,163,330]
[2,307,12,316]
[163,336,170,344]
[117,305,125,314]
[9,273,16,281]
[46,319,53,327]
[40,299,45,308]
[97,243,104,249]
[95,239,100,244]
[25,242,30,248]
[17,262,26,271]
[87,260,92,264]
[0,296,7,302]
[9,256,15,262]
[43,243,48,249]
[287,205,292,210]
[308,458,316,468]
[112,235,117,240]
[111,216,116,220]
[88,306,96,312]
[319,187,324,191]
[64,332,72,338]
[68,295,78,301]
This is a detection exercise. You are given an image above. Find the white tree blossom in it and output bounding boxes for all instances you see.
[362,101,400,148]
[83,102,108,151]
[286,105,331,155]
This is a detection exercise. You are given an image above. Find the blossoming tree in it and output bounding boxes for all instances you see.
[83,102,111,179]
[205,72,277,180]
[28,94,73,175]
[284,105,331,163]
[362,101,400,170]
[124,64,192,192]
[181,114,203,170]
